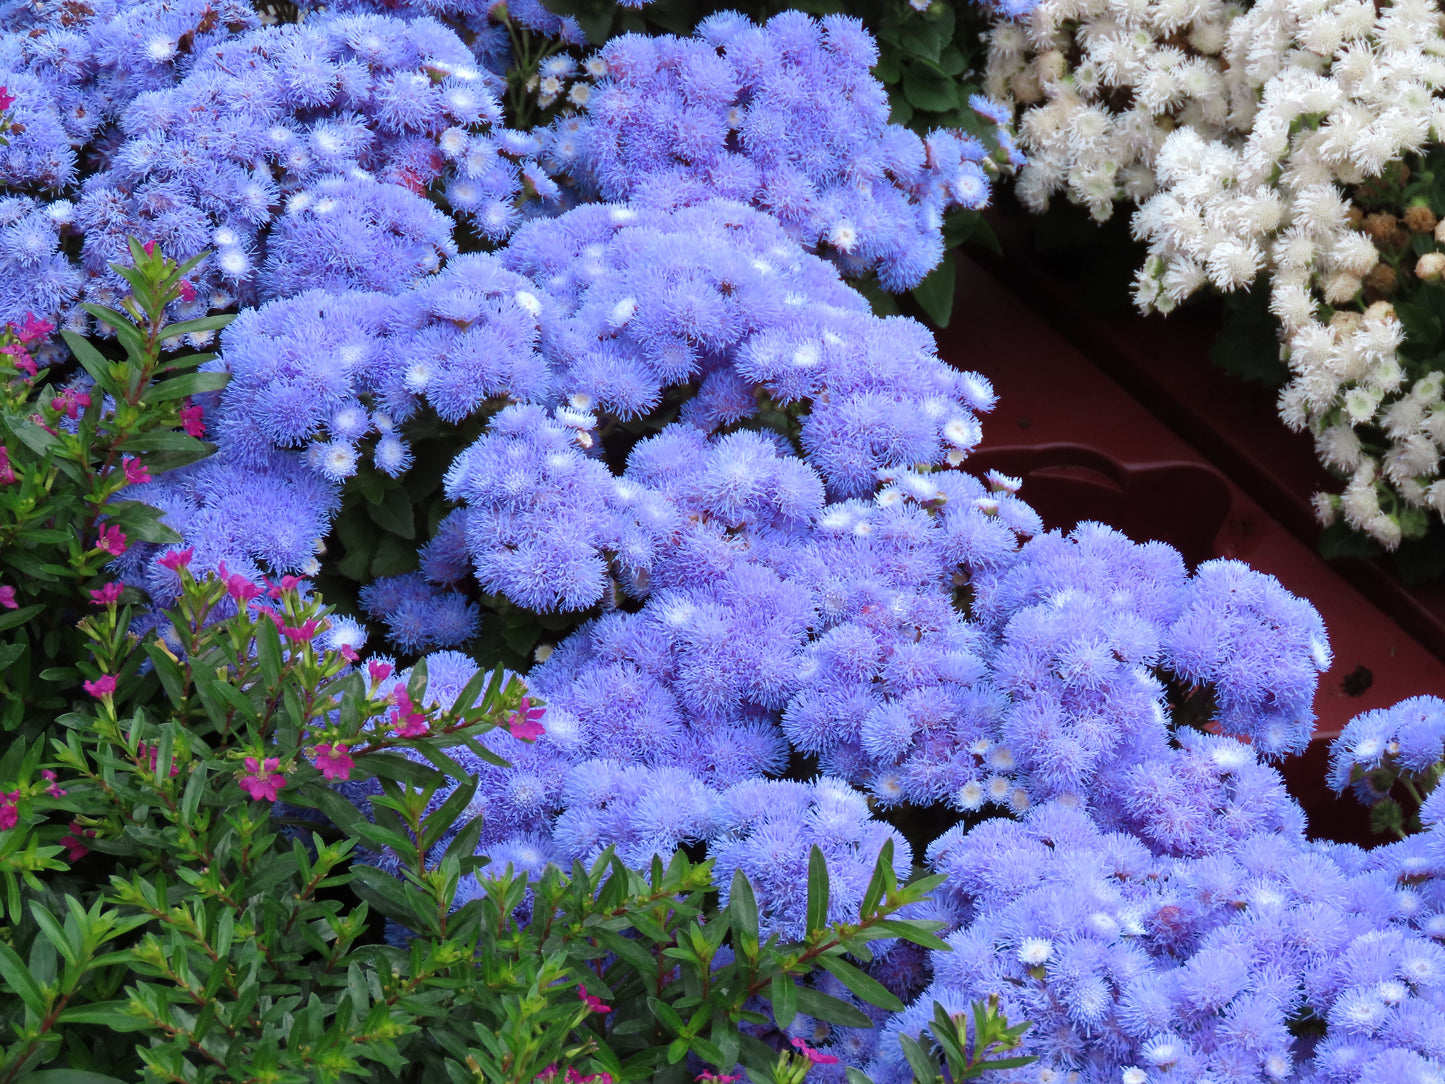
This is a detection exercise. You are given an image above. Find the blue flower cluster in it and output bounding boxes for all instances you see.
[1328,697,1445,805]
[543,11,1011,289]
[872,743,1445,1083]
[8,2,1443,1080]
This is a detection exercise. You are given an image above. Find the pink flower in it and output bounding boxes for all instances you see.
[217,562,260,606]
[18,313,54,343]
[282,619,320,643]
[393,710,429,739]
[178,279,196,303]
[0,790,19,830]
[136,743,180,778]
[59,820,93,861]
[789,1039,839,1065]
[696,1074,740,1083]
[507,697,546,741]
[0,86,13,111]
[158,547,193,570]
[96,524,127,556]
[564,1070,612,1084]
[83,674,117,699]
[179,398,206,438]
[40,769,65,798]
[313,743,354,782]
[122,456,151,484]
[239,756,284,801]
[0,585,16,610]
[368,660,393,687]
[577,984,611,1015]
[89,582,123,605]
[339,644,359,662]
[266,574,303,598]
[51,388,90,419]
[1,343,36,378]
[142,240,156,256]
[0,445,14,484]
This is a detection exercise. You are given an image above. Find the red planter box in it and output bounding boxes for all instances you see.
[940,254,1445,843]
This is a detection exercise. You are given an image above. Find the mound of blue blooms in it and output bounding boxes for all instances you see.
[7,0,1445,1080]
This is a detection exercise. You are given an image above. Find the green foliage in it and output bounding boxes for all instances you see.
[0,240,226,740]
[896,995,1035,1082]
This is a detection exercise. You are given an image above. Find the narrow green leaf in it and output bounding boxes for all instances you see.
[145,370,230,404]
[806,845,830,936]
[0,603,45,633]
[794,986,871,1029]
[897,1033,938,1084]
[160,314,235,339]
[0,940,46,1015]
[255,616,283,690]
[728,869,760,958]
[911,251,956,328]
[60,330,121,399]
[121,430,213,455]
[770,971,798,1030]
[860,838,894,919]
[815,955,905,1012]
[18,1069,135,1082]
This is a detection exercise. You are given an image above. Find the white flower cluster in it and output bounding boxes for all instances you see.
[984,0,1241,221]
[990,0,1445,548]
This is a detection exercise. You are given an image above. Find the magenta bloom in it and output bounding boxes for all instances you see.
[0,790,19,830]
[83,674,117,699]
[282,618,320,643]
[0,445,14,485]
[313,743,354,782]
[368,660,394,686]
[179,399,206,438]
[40,769,65,798]
[0,584,16,610]
[96,524,127,556]
[239,756,285,801]
[790,1039,839,1066]
[577,984,612,1014]
[59,820,92,861]
[507,697,546,741]
[1,343,36,378]
[18,313,53,342]
[122,456,151,484]
[178,279,196,303]
[158,547,193,570]
[0,86,14,111]
[142,240,156,256]
[89,582,123,605]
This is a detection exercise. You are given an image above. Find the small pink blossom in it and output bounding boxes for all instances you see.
[266,574,303,598]
[239,756,284,801]
[51,388,90,419]
[0,86,13,112]
[0,790,18,831]
[158,547,193,570]
[0,585,16,610]
[0,445,14,484]
[18,313,53,343]
[96,523,128,556]
[59,820,93,861]
[122,456,151,484]
[695,1074,740,1083]
[313,743,354,782]
[393,709,429,739]
[142,240,156,256]
[790,1038,839,1066]
[178,279,196,303]
[216,562,260,605]
[507,697,546,741]
[89,582,123,605]
[577,984,611,1015]
[564,1072,612,1084]
[339,644,359,662]
[136,742,180,778]
[40,769,65,798]
[83,674,117,699]
[368,660,394,686]
[1,343,36,379]
[282,618,320,643]
[179,398,206,438]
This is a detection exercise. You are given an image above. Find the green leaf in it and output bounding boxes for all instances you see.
[794,986,872,1029]
[121,430,214,455]
[158,314,236,339]
[897,1033,938,1083]
[806,845,829,936]
[647,997,686,1036]
[0,603,45,633]
[53,1003,151,1033]
[911,252,956,328]
[104,501,183,544]
[255,615,283,690]
[145,370,231,404]
[59,331,122,399]
[366,485,416,540]
[770,971,798,1030]
[0,940,45,1015]
[902,68,959,113]
[815,955,905,1012]
[860,838,894,919]
[728,868,760,958]
[871,919,951,952]
[17,1070,135,1083]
